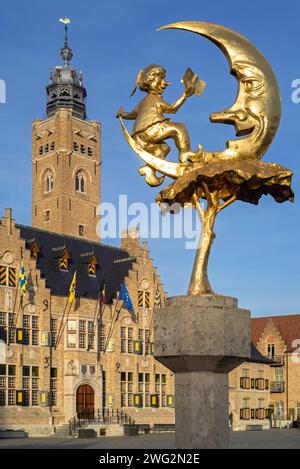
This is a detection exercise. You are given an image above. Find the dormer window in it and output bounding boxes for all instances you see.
[88,255,97,276]
[59,250,70,272]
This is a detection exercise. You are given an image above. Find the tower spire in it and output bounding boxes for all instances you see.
[46,18,87,120]
[59,18,73,67]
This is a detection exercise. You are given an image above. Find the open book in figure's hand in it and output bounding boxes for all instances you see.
[181,67,206,96]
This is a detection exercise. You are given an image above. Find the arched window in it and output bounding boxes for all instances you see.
[45,171,54,193]
[76,170,85,193]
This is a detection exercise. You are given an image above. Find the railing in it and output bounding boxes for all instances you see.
[69,409,135,436]
[270,381,285,393]
[269,355,284,366]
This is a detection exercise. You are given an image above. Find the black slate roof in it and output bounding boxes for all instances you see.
[249,343,274,365]
[17,224,135,303]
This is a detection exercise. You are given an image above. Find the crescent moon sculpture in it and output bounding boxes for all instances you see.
[118,22,293,296]
[119,21,282,183]
[159,21,281,164]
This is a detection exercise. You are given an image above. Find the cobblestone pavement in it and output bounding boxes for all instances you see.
[0,429,299,449]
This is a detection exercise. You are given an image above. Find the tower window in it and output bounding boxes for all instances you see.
[44,143,49,153]
[45,171,54,193]
[75,171,85,193]
[79,225,84,237]
[44,210,50,222]
[73,142,78,152]
[87,147,93,157]
[50,141,55,151]
[80,144,86,155]
[39,146,43,155]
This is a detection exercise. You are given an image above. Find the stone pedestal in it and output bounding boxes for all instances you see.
[154,295,250,449]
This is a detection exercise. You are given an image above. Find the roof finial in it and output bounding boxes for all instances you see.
[59,17,73,66]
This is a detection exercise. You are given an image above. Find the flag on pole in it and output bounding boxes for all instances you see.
[119,281,133,311]
[18,261,27,297]
[154,286,161,308]
[68,271,76,303]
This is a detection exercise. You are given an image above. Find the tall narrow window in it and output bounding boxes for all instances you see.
[45,171,54,193]
[79,225,84,237]
[75,171,85,193]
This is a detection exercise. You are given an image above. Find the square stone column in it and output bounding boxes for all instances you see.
[154,295,250,448]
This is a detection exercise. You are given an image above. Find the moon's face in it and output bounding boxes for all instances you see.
[120,21,281,184]
[160,21,281,164]
[211,62,266,136]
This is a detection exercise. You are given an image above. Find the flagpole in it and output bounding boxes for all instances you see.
[9,277,20,346]
[55,270,76,348]
[88,286,102,352]
[103,291,122,354]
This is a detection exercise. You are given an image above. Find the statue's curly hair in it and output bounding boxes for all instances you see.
[130,64,166,96]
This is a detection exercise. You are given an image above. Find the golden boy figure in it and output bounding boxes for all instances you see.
[117,64,205,172]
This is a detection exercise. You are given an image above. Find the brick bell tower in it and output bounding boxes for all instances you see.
[32,22,101,241]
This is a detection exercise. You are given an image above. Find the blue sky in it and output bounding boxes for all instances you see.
[0,0,299,316]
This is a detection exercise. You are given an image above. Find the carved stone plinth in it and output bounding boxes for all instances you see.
[154,295,250,449]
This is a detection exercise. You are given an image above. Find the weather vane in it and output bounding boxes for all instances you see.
[59,17,71,25]
[118,21,294,296]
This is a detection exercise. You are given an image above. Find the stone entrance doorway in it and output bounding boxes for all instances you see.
[76,384,94,419]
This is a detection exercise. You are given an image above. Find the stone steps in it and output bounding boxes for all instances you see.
[53,424,70,437]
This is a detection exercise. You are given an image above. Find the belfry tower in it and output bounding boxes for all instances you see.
[32,22,101,241]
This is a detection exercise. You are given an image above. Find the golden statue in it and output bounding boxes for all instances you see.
[116,64,205,186]
[118,21,294,296]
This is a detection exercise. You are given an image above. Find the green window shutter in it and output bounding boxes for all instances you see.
[255,409,258,419]
[251,409,255,419]
[150,343,154,355]
[0,266,6,286]
[8,268,16,287]
[240,377,243,388]
[255,379,259,389]
[265,409,269,419]
[240,409,243,419]
[251,378,254,389]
